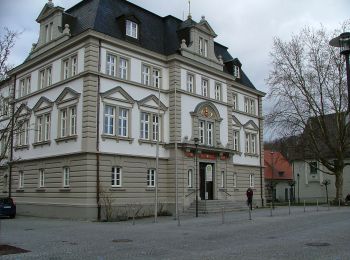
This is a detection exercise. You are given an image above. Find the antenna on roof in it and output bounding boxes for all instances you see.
[188,0,192,19]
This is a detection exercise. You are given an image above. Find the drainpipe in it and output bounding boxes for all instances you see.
[96,39,102,221]
[8,75,16,198]
[258,97,264,207]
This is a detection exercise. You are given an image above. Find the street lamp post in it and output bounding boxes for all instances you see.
[288,180,296,203]
[330,32,350,112]
[297,173,300,204]
[194,137,199,218]
[322,179,331,204]
[270,151,275,209]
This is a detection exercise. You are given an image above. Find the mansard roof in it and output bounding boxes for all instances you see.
[63,0,256,90]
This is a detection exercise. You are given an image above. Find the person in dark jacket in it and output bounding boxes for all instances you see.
[246,187,253,210]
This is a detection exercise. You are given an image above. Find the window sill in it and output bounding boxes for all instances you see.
[59,188,71,192]
[101,135,134,144]
[233,150,242,156]
[16,189,24,193]
[145,188,159,191]
[244,153,259,158]
[55,135,78,144]
[14,145,30,151]
[138,139,165,146]
[109,188,126,192]
[33,140,51,147]
[36,188,46,192]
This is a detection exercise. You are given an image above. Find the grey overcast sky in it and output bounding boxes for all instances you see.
[0,0,349,110]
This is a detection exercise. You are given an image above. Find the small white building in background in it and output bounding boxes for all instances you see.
[0,0,265,219]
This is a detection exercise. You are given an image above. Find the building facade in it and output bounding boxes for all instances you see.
[0,0,265,219]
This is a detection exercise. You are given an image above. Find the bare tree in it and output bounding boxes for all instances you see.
[266,20,350,201]
[0,28,19,80]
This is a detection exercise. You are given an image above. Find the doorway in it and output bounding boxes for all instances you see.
[199,163,214,200]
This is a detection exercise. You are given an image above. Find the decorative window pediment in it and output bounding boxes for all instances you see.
[55,87,80,106]
[16,104,32,119]
[33,97,54,113]
[36,1,64,23]
[138,95,167,112]
[243,120,259,131]
[195,19,217,38]
[101,86,135,105]
[232,115,242,128]
[191,101,222,122]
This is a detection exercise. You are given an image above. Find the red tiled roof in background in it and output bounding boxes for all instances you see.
[264,150,293,180]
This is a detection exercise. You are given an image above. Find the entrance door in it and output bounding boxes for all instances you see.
[199,163,214,200]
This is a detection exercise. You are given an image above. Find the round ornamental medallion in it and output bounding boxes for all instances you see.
[201,107,213,118]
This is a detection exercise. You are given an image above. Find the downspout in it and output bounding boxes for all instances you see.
[96,39,102,220]
[8,75,16,198]
[258,97,264,207]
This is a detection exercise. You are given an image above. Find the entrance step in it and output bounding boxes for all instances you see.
[185,200,247,214]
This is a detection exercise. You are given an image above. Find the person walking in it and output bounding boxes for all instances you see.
[246,187,253,210]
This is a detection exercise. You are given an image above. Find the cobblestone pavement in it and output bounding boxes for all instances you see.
[0,206,349,260]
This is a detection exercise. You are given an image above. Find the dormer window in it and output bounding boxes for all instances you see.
[45,22,53,43]
[234,65,240,79]
[199,37,208,57]
[126,20,138,39]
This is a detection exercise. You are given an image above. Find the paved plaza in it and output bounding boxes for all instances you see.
[0,206,349,259]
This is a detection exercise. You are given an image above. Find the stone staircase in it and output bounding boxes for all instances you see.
[185,200,247,214]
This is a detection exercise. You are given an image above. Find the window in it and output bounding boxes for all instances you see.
[111,167,122,187]
[187,74,194,93]
[233,130,239,151]
[36,114,51,142]
[187,169,193,188]
[249,174,254,188]
[153,69,161,88]
[278,171,284,177]
[0,133,8,156]
[19,171,24,189]
[204,40,208,57]
[244,97,256,115]
[106,54,116,77]
[118,108,128,137]
[119,58,128,80]
[215,83,221,101]
[39,66,52,89]
[142,65,150,85]
[199,38,208,57]
[221,171,225,188]
[201,79,209,97]
[63,167,70,187]
[233,173,237,188]
[310,162,317,174]
[45,22,53,43]
[16,120,29,147]
[140,112,149,140]
[126,20,138,39]
[0,98,9,117]
[234,65,240,78]
[104,105,115,135]
[199,120,214,146]
[199,37,203,56]
[147,169,155,187]
[59,106,77,138]
[19,76,31,97]
[245,133,257,154]
[232,93,238,110]
[39,169,45,188]
[142,64,161,88]
[152,115,160,141]
[62,54,78,80]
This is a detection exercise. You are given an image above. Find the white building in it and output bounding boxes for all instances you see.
[0,0,265,219]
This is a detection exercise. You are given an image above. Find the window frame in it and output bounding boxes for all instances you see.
[147,169,155,187]
[39,169,45,188]
[201,78,209,97]
[187,169,193,188]
[233,130,240,152]
[186,73,195,93]
[249,174,254,188]
[111,167,122,187]
[63,167,70,188]
[58,106,77,139]
[215,83,221,101]
[19,171,24,189]
[126,20,138,39]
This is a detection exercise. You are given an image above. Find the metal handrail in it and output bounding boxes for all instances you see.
[220,189,232,197]
[185,189,196,197]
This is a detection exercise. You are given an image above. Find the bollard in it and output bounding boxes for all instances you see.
[317,200,319,212]
[288,200,291,215]
[249,207,252,220]
[222,207,225,224]
[304,200,306,212]
[270,202,273,217]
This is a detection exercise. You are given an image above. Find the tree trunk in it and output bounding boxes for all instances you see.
[335,172,343,201]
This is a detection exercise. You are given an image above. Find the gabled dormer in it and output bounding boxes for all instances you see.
[28,0,72,60]
[178,15,223,70]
